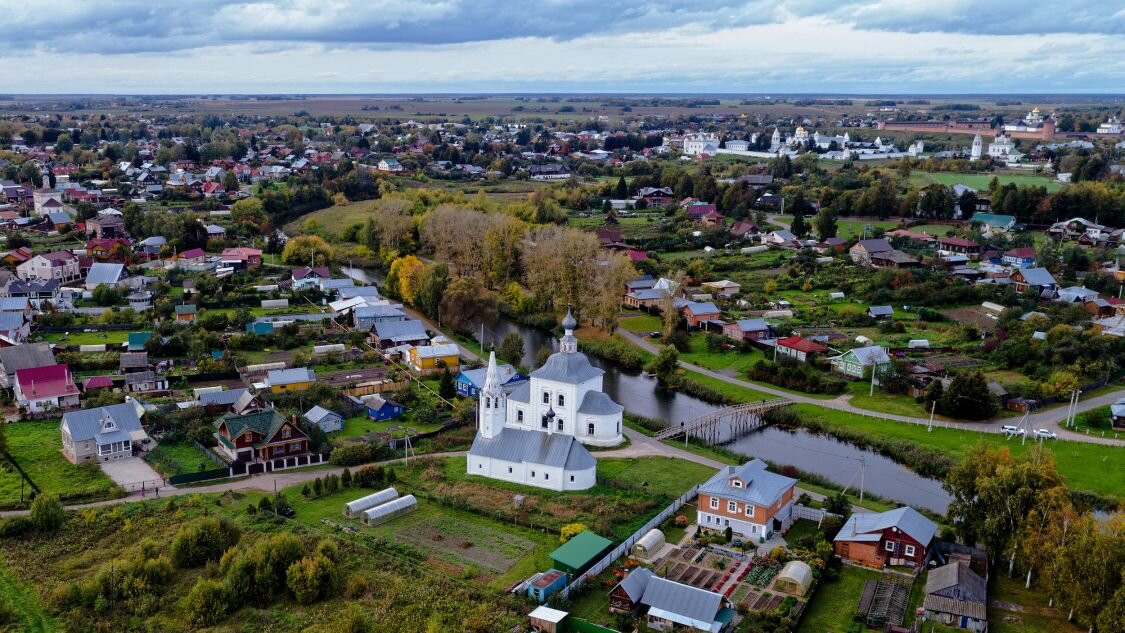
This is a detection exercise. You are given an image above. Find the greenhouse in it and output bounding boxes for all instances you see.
[774,560,813,597]
[343,487,400,518]
[362,494,418,526]
[631,528,666,559]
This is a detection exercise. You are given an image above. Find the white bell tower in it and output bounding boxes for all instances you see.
[478,351,506,439]
[970,133,983,160]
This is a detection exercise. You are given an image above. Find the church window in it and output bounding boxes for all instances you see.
[557,419,563,431]
[557,394,564,407]
[587,422,595,436]
[531,470,536,478]
[484,396,490,408]
[541,416,548,429]
[570,475,574,482]
[517,410,524,423]
[542,391,549,404]
[508,466,512,473]
[544,473,549,480]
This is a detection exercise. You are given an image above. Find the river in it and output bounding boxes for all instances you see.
[341,265,951,513]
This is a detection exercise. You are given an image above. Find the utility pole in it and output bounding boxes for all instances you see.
[869,363,876,397]
[927,400,936,433]
[858,457,866,504]
[273,479,278,517]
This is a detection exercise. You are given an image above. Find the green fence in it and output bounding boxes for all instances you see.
[168,467,230,485]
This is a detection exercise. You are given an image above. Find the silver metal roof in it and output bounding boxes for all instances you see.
[469,427,595,470]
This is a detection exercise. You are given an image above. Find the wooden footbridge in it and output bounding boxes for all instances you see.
[652,398,791,443]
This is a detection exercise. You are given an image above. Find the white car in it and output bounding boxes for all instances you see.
[1034,429,1058,440]
[1001,425,1026,436]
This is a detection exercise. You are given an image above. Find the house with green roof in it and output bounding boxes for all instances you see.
[213,409,309,462]
[549,530,613,577]
[174,303,197,323]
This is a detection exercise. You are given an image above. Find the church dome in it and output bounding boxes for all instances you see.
[561,307,577,331]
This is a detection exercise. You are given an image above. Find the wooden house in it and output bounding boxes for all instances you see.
[213,410,309,463]
[833,506,937,569]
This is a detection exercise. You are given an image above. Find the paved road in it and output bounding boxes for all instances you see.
[617,329,1124,446]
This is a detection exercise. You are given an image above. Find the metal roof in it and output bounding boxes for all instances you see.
[470,426,595,471]
[699,459,797,508]
[550,530,612,570]
[614,567,654,602]
[373,319,428,342]
[835,506,937,546]
[640,576,725,630]
[267,367,316,385]
[62,401,144,443]
[576,391,623,416]
[530,350,604,384]
[925,562,987,604]
[85,262,124,286]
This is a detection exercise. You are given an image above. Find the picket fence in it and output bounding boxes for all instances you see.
[558,485,699,601]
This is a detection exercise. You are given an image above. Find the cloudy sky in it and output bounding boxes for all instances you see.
[2,0,1123,93]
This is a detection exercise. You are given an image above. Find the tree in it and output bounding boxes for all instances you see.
[414,263,449,321]
[171,517,241,568]
[614,176,628,199]
[790,214,808,238]
[938,370,997,420]
[438,369,456,400]
[1046,513,1124,631]
[944,445,1065,566]
[535,345,552,368]
[281,235,334,266]
[815,208,838,239]
[222,170,240,194]
[439,276,497,332]
[55,133,74,154]
[559,522,589,544]
[29,494,65,532]
[388,255,425,305]
[498,332,525,367]
[645,346,680,384]
[231,197,268,233]
[340,468,352,488]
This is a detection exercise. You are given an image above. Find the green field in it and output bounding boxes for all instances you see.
[793,404,1123,500]
[39,330,131,346]
[836,219,903,239]
[619,313,663,334]
[144,441,216,477]
[797,564,882,632]
[0,562,55,633]
[0,421,121,508]
[677,332,767,375]
[334,414,447,441]
[910,171,1064,193]
[596,456,717,496]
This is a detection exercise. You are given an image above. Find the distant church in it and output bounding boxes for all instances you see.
[467,308,624,491]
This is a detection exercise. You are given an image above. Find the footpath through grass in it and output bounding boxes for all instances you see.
[0,421,120,509]
[793,404,1123,501]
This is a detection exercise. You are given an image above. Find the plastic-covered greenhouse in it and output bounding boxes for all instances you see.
[632,528,666,559]
[343,487,399,518]
[362,494,418,526]
[775,560,813,597]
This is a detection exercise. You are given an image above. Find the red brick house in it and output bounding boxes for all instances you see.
[833,507,937,569]
[776,336,828,363]
[682,301,720,328]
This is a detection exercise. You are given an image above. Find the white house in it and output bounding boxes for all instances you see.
[60,400,149,463]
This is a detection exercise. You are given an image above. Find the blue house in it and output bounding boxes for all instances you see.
[455,363,526,397]
[361,394,404,421]
[527,569,567,603]
[127,331,152,352]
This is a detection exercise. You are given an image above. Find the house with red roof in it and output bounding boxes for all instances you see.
[177,248,207,267]
[938,237,982,260]
[201,181,226,198]
[776,336,829,363]
[220,247,262,269]
[14,364,80,414]
[1,246,34,266]
[85,238,131,261]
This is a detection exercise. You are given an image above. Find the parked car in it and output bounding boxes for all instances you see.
[1001,425,1025,436]
[1034,429,1058,440]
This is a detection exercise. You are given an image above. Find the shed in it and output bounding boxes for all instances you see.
[343,487,399,518]
[549,531,613,577]
[632,528,666,559]
[528,605,569,633]
[304,405,344,433]
[775,560,813,597]
[362,494,417,526]
[527,569,568,603]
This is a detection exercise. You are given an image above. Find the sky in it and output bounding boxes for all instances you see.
[1,0,1123,94]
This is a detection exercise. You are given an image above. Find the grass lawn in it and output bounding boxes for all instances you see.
[679,367,772,403]
[283,200,374,234]
[792,404,1123,501]
[836,219,903,239]
[911,171,1064,193]
[988,574,1081,633]
[798,564,882,633]
[144,441,216,477]
[678,333,766,375]
[844,381,934,418]
[39,330,131,346]
[908,223,960,237]
[335,414,447,441]
[782,519,821,544]
[596,456,717,496]
[0,420,120,508]
[619,313,663,333]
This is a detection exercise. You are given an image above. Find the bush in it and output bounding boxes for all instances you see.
[286,555,338,604]
[330,441,384,466]
[353,464,386,488]
[220,532,304,604]
[185,579,230,627]
[0,516,31,537]
[747,359,845,395]
[344,573,371,599]
[578,339,645,371]
[29,494,65,532]
[171,517,241,568]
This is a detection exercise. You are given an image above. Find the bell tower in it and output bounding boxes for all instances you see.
[478,351,506,439]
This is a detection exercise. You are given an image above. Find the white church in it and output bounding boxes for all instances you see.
[467,309,624,491]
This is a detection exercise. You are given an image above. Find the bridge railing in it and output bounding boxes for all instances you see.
[651,398,791,440]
